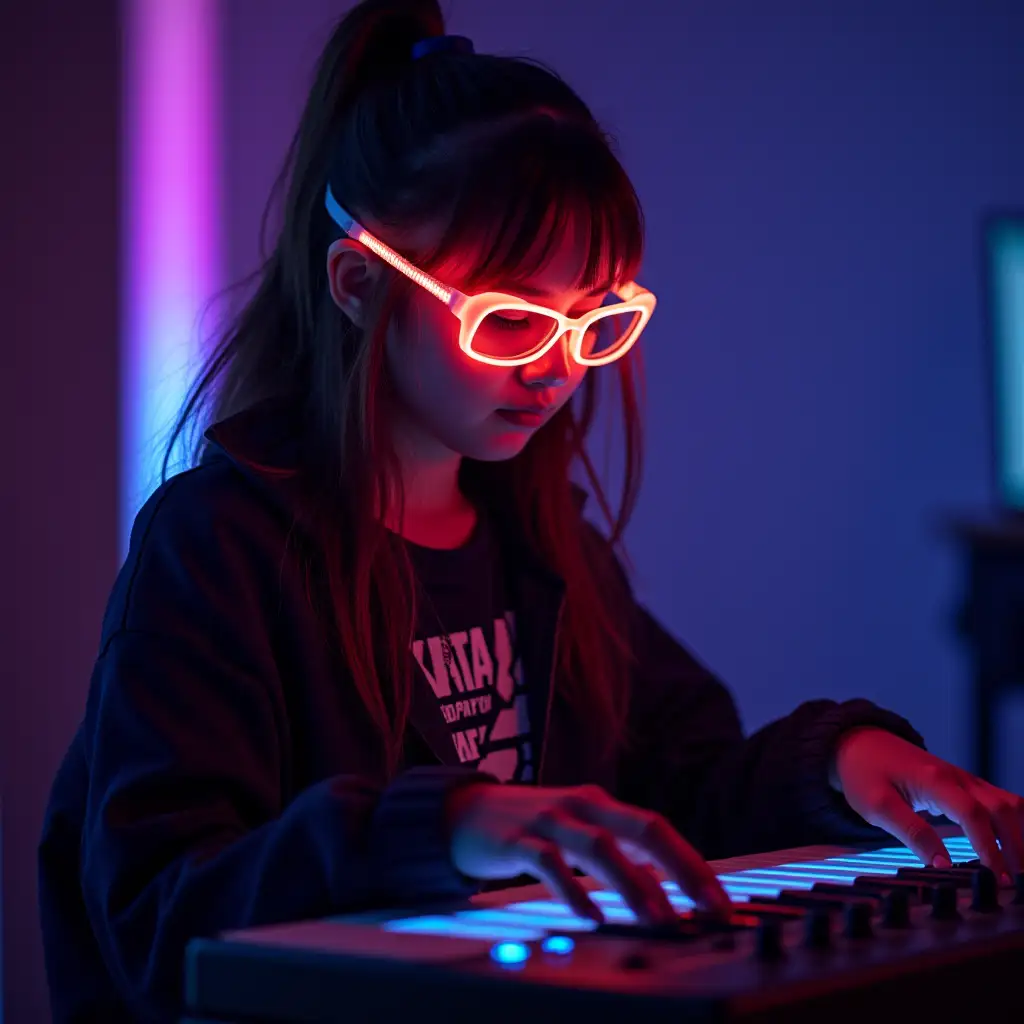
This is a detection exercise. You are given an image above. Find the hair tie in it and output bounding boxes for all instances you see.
[411,35,475,60]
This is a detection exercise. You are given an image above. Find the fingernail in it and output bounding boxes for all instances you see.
[932,854,952,869]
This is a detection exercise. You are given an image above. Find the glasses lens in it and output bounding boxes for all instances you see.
[580,305,643,361]
[469,295,644,363]
[471,308,562,362]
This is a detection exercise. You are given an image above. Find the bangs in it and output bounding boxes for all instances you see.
[411,115,645,295]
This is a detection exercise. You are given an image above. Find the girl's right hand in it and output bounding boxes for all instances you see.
[444,782,732,926]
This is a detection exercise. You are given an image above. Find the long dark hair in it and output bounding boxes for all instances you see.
[167,0,647,776]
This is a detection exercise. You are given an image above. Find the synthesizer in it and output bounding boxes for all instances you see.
[183,829,1024,1023]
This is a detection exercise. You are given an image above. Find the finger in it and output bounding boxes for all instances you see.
[619,846,665,883]
[533,811,678,925]
[565,792,729,915]
[516,835,603,925]
[927,783,1007,878]
[971,781,1024,876]
[855,785,954,868]
[632,815,732,916]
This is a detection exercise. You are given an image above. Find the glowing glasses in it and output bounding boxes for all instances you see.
[325,186,656,367]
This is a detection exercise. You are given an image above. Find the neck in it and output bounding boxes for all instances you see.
[396,455,464,517]
[383,415,477,548]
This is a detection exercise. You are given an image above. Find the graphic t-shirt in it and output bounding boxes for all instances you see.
[405,518,534,782]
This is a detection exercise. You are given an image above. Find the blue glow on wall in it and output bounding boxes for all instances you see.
[990,217,1024,510]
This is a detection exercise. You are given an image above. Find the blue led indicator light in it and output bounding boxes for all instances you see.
[541,935,575,955]
[491,941,531,966]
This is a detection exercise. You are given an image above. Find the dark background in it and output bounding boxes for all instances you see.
[3,1,1023,1020]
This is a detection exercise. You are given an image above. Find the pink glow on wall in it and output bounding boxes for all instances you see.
[122,0,221,551]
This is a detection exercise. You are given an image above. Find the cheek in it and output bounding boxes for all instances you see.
[386,295,512,412]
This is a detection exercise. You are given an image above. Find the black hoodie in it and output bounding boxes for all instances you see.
[38,402,923,1022]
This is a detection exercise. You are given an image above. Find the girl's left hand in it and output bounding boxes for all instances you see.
[831,727,1024,879]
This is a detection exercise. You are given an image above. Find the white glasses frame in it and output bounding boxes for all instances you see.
[325,185,656,367]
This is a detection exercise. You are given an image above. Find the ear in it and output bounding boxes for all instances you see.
[326,238,386,327]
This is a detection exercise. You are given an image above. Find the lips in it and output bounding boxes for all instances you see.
[495,408,548,428]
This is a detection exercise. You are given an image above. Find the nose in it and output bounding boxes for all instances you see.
[518,331,573,389]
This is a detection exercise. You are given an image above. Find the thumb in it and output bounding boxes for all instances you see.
[855,786,951,868]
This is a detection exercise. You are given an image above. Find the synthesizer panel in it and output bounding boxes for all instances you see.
[184,831,1024,1023]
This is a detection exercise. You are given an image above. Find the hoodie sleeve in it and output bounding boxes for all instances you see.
[617,602,926,859]
[77,467,490,1020]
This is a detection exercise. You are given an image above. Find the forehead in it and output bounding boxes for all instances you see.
[398,207,613,300]
[514,219,602,297]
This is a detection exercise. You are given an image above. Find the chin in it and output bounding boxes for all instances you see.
[444,420,539,462]
[429,410,556,463]
[459,433,533,462]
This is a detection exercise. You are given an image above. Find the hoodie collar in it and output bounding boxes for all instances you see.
[202,400,586,579]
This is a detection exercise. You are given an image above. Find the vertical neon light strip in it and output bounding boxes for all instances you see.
[992,222,1024,509]
[122,0,221,552]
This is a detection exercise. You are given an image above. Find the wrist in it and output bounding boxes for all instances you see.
[828,726,889,792]
[443,781,490,839]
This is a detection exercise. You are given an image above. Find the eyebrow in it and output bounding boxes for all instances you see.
[513,282,611,300]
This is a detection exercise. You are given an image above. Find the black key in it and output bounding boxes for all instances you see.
[850,876,934,901]
[597,910,741,941]
[679,910,746,935]
[775,891,875,913]
[812,882,884,903]
[934,865,983,877]
[896,868,973,889]
[596,919,704,942]
[730,901,806,922]
[897,865,979,878]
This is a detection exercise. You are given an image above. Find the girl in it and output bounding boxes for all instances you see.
[39,1,1024,1021]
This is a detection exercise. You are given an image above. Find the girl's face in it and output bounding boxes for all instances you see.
[329,217,607,465]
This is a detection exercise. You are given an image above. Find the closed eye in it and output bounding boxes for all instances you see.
[491,313,533,330]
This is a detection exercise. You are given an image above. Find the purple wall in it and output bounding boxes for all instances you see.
[2,2,120,1021]
[224,0,1024,762]
[3,1,1023,1021]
